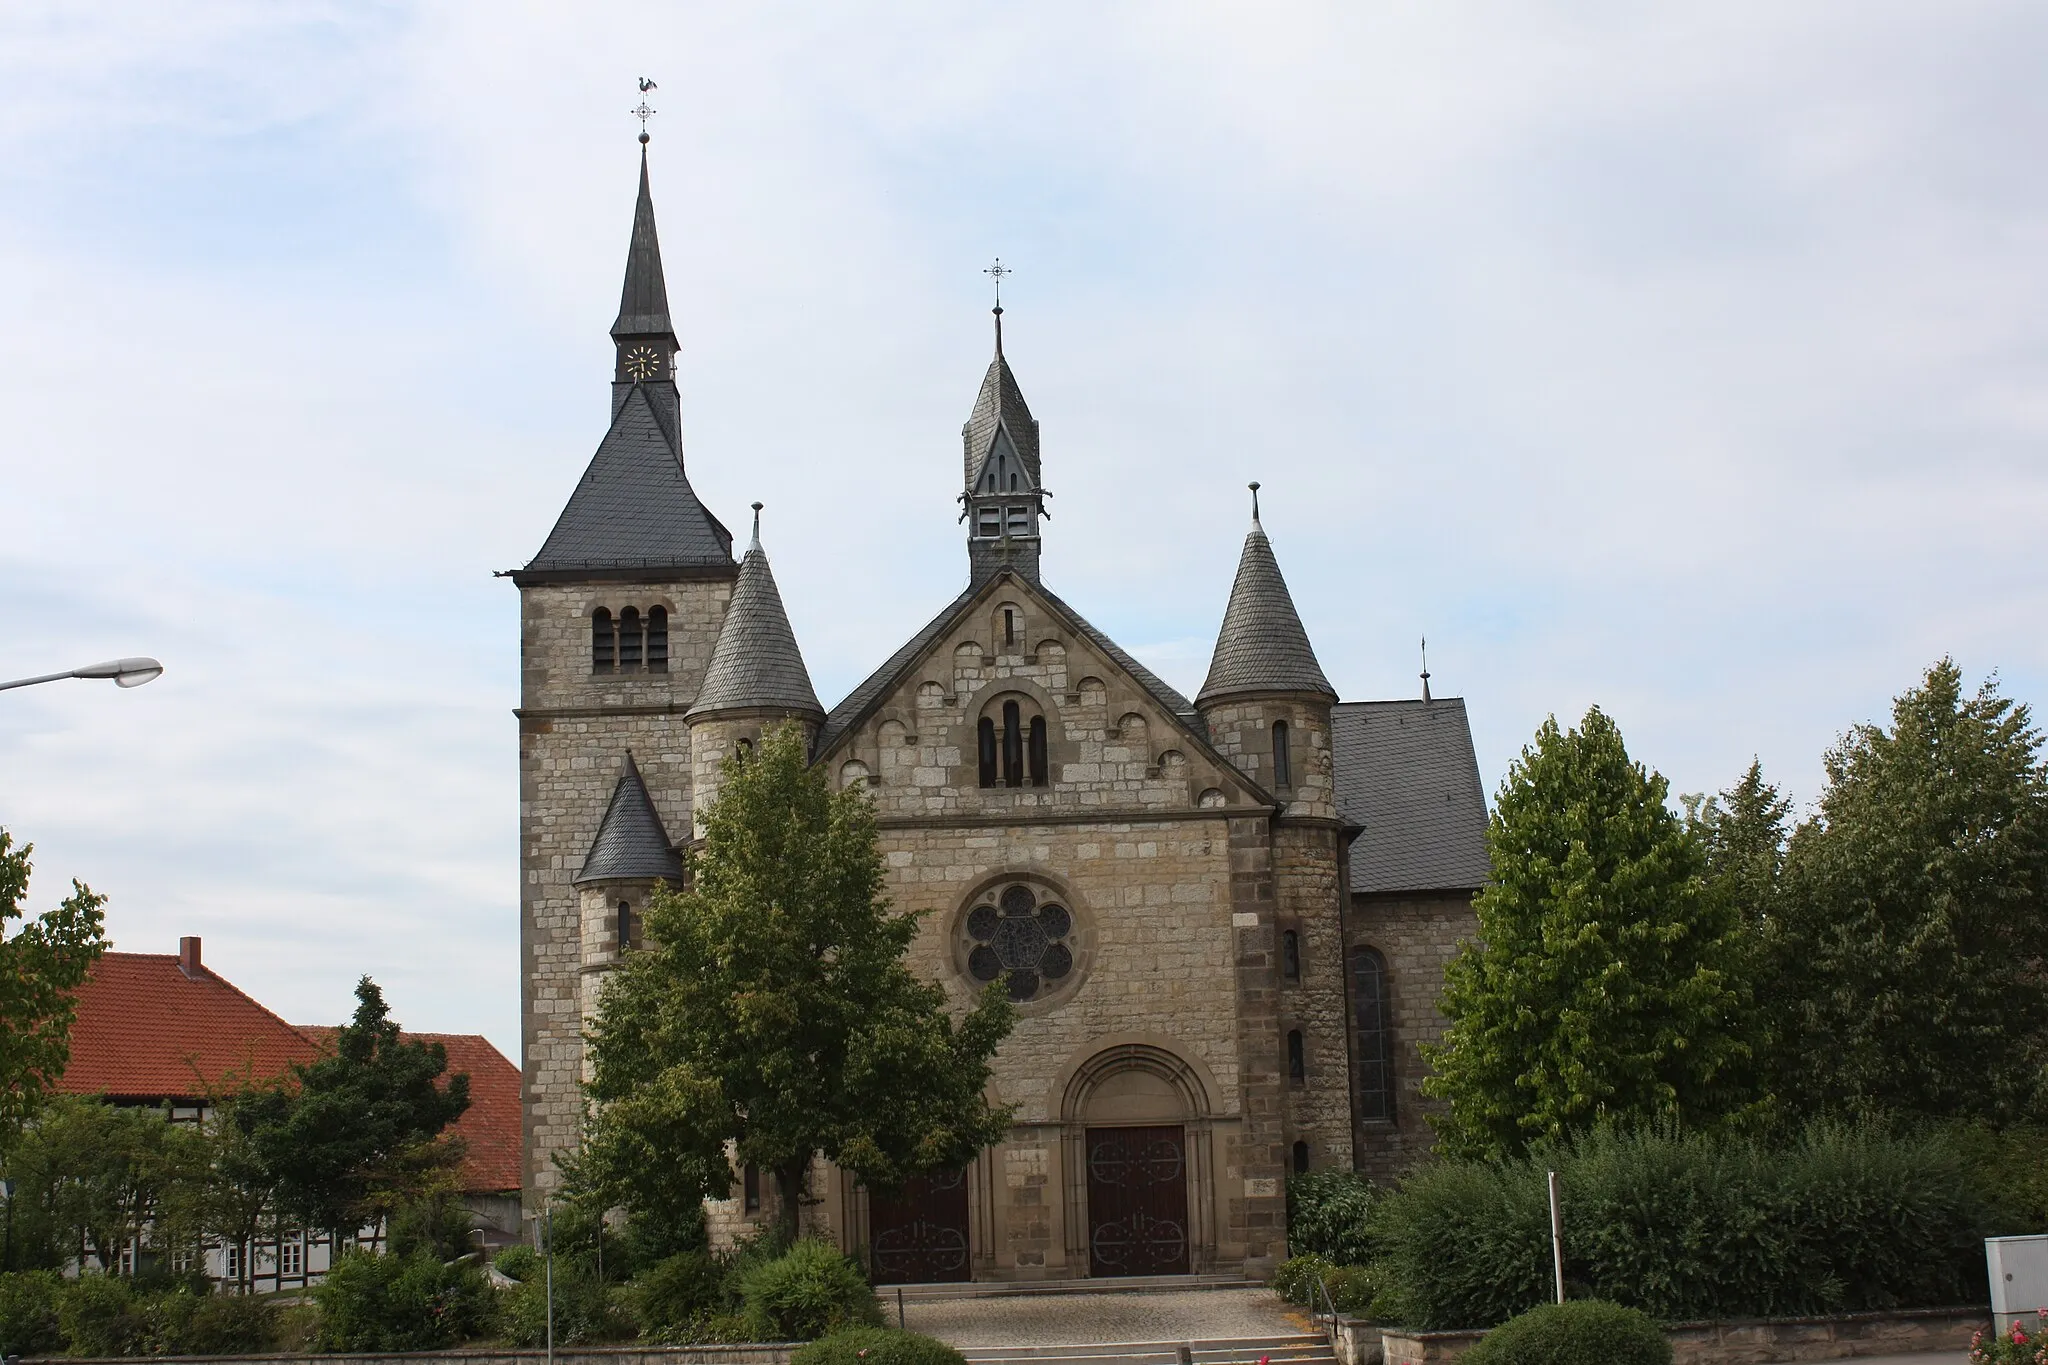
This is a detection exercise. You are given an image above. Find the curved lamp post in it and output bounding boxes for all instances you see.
[0,657,164,693]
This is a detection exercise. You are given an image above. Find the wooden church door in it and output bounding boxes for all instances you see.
[867,1169,971,1284]
[1085,1124,1191,1276]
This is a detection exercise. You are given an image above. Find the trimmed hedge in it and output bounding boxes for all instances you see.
[792,1327,967,1365]
[1462,1301,1670,1365]
[1375,1122,1993,1329]
[313,1250,497,1351]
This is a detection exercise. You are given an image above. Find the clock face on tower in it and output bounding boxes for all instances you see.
[621,345,662,381]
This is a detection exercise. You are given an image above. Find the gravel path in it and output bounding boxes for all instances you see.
[898,1287,1309,1347]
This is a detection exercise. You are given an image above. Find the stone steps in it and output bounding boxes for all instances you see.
[884,1273,1267,1300]
[960,1334,1336,1365]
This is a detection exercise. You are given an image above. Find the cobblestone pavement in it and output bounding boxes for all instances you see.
[898,1287,1309,1347]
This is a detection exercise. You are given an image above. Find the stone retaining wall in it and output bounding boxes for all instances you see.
[38,1349,796,1365]
[1340,1306,1987,1365]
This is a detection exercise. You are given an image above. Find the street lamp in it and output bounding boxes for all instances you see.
[0,657,164,693]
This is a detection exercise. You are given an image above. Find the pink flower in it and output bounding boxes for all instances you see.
[2013,1326,2028,1345]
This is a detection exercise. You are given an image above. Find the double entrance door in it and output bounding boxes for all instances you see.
[1085,1124,1190,1277]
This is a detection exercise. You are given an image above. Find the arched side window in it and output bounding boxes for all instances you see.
[1292,1139,1310,1174]
[646,606,669,672]
[1273,719,1292,788]
[978,717,998,788]
[1287,1028,1306,1083]
[1028,715,1048,787]
[592,609,616,673]
[618,607,644,670]
[1282,929,1301,983]
[1002,700,1024,788]
[734,736,753,765]
[616,900,633,953]
[1003,607,1017,647]
[1353,946,1395,1122]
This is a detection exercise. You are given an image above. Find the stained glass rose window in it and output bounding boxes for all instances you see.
[962,883,1077,1002]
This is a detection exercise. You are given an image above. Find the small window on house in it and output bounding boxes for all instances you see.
[619,607,644,670]
[978,717,998,788]
[1282,929,1301,982]
[1272,720,1292,788]
[1002,700,1024,787]
[743,1164,761,1214]
[279,1237,303,1278]
[1028,715,1048,787]
[592,609,616,673]
[1288,1028,1306,1083]
[1292,1140,1310,1174]
[1354,946,1395,1122]
[224,1242,243,1285]
[977,507,1002,537]
[617,900,633,952]
[646,606,669,672]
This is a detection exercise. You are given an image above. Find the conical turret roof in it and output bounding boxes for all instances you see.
[686,513,823,720]
[576,754,683,884]
[612,148,674,342]
[1197,495,1335,705]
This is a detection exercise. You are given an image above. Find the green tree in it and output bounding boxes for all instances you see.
[581,722,1016,1240]
[1688,759,1792,932]
[1423,707,1759,1157]
[1772,659,2048,1122]
[2,1097,206,1274]
[0,829,108,1138]
[234,978,470,1238]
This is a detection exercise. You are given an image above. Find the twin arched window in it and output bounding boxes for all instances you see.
[978,700,1048,788]
[592,606,669,674]
[1353,946,1394,1121]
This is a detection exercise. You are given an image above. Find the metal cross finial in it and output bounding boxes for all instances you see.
[632,87,657,144]
[984,258,1012,309]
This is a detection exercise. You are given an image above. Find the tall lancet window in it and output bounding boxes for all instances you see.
[1272,720,1292,788]
[1028,716,1048,787]
[1001,701,1024,787]
[618,608,644,670]
[1354,946,1395,1121]
[616,900,633,953]
[646,606,669,672]
[592,609,616,673]
[978,718,998,788]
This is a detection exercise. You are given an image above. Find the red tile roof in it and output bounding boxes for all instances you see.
[297,1026,523,1196]
[61,951,321,1102]
[61,946,522,1196]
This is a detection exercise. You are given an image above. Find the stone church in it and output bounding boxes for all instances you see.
[511,145,1490,1282]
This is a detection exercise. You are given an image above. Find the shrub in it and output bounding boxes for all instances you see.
[1374,1122,1993,1329]
[1273,1254,1334,1306]
[0,1271,61,1357]
[494,1243,541,1282]
[139,1290,279,1356]
[313,1249,496,1351]
[499,1265,633,1347]
[1973,1311,2048,1364]
[629,1250,728,1341]
[58,1275,143,1357]
[1461,1301,1670,1365]
[792,1326,968,1365]
[1274,1255,1387,1318]
[740,1239,882,1340]
[1288,1169,1380,1266]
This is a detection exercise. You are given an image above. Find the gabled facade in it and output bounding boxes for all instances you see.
[515,143,1489,1282]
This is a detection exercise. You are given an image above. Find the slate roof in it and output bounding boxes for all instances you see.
[611,148,675,342]
[576,754,684,884]
[60,949,320,1101]
[962,332,1040,490]
[1197,514,1335,704]
[814,574,1198,760]
[300,1027,522,1195]
[687,526,823,720]
[1332,698,1491,894]
[524,384,734,575]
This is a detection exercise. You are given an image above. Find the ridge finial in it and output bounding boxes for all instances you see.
[750,501,764,551]
[1420,636,1433,703]
[633,80,657,144]
[984,258,1011,355]
[1248,480,1262,525]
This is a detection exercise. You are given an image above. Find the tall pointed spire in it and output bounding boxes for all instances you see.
[611,147,675,345]
[1197,485,1335,705]
[686,508,824,721]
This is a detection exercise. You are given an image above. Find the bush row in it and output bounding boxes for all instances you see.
[1286,1121,1998,1330]
[0,1235,885,1355]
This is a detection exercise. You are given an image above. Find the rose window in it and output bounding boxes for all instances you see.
[963,883,1075,1002]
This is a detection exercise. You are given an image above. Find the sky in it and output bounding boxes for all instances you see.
[2,3,2044,1058]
